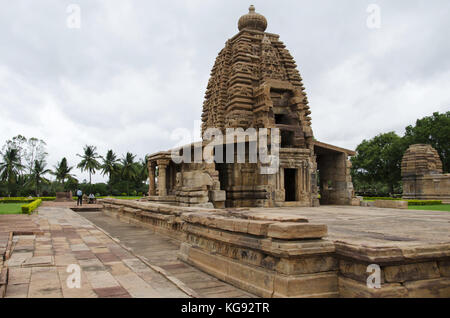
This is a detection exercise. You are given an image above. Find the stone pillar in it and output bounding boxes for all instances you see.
[157,160,169,196]
[296,168,302,201]
[148,161,156,196]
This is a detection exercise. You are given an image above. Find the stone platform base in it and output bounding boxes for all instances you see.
[99,199,450,298]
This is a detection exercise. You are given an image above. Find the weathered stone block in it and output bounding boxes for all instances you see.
[209,190,226,202]
[384,262,440,283]
[273,272,338,298]
[267,222,327,239]
[438,260,450,277]
[404,278,450,298]
[276,256,337,275]
[247,220,273,236]
[338,276,408,298]
[339,259,384,283]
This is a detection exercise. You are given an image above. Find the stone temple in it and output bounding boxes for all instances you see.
[146,6,355,208]
[402,144,450,201]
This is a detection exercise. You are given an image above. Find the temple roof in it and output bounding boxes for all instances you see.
[401,144,443,177]
[201,6,311,138]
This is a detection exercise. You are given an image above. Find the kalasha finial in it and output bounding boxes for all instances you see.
[238,5,267,32]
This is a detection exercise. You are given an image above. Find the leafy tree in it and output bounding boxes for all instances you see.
[351,132,407,195]
[26,159,51,196]
[403,111,450,172]
[24,138,48,174]
[2,135,27,158]
[0,147,25,196]
[52,158,75,188]
[77,145,101,191]
[121,152,138,195]
[2,136,47,174]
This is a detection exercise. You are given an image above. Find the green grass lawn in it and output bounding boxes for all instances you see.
[408,204,450,212]
[0,203,24,214]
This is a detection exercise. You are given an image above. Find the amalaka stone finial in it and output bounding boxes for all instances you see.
[238,5,267,32]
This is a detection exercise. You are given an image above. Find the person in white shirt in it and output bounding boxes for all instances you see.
[76,189,83,206]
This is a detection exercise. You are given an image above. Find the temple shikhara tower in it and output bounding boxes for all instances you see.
[147,6,356,208]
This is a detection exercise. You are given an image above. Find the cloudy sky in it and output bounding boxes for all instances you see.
[1,0,449,182]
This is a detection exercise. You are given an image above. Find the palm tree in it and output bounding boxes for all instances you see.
[136,156,149,182]
[101,150,120,195]
[52,158,74,188]
[101,150,119,181]
[121,152,137,195]
[27,159,51,196]
[77,145,101,191]
[0,147,24,196]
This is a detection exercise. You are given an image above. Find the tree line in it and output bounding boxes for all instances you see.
[1,111,448,198]
[0,137,148,197]
[351,111,449,196]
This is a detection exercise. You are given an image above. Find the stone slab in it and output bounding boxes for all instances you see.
[267,222,327,239]
[374,200,408,209]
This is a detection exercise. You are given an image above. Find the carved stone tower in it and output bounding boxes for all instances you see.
[201,5,314,150]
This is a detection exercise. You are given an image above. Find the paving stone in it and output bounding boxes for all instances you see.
[90,247,110,254]
[54,254,78,266]
[95,253,120,263]
[85,271,120,289]
[6,252,33,267]
[8,267,32,285]
[5,283,29,298]
[22,256,54,267]
[28,267,62,298]
[93,286,130,298]
[57,266,97,298]
[122,258,153,273]
[104,262,133,276]
[73,251,96,260]
[70,243,90,252]
[79,258,105,272]
[114,273,160,298]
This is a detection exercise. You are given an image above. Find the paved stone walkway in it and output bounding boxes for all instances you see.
[80,212,256,298]
[41,201,103,211]
[3,208,188,298]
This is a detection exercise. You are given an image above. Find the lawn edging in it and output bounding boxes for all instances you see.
[363,197,442,206]
[21,199,43,214]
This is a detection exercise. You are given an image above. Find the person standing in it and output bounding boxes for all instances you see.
[76,189,83,206]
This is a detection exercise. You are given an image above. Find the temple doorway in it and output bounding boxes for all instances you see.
[284,168,297,201]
